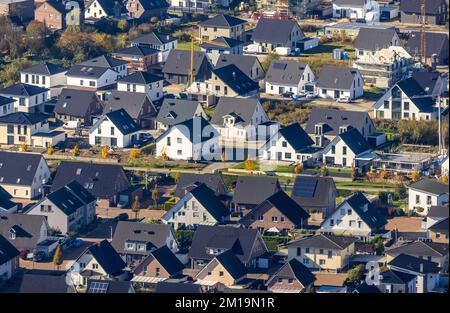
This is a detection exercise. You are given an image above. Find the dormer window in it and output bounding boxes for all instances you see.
[339,126,348,134]
[9,229,16,240]
[315,125,323,135]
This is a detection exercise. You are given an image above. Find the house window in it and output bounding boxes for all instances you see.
[404,102,410,111]
[282,141,287,147]
[177,137,182,144]
[167,137,171,146]
[92,264,98,269]
[426,195,432,205]
[331,145,335,154]
[219,271,224,277]
[348,209,352,215]
[305,247,310,253]
[272,216,278,222]
[155,268,160,277]
[319,259,326,265]
[384,100,389,109]
[328,250,332,259]
[7,125,14,134]
[110,127,115,135]
[111,138,117,146]
[303,258,309,265]
[177,150,182,155]
[330,219,334,226]
[416,195,420,204]
[95,136,101,145]
[342,146,347,155]
[285,152,292,159]
[296,247,301,256]
[288,278,293,284]
[9,232,15,240]
[125,243,135,250]
[277,277,283,283]
[89,81,95,87]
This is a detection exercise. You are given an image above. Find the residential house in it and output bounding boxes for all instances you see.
[20,62,67,97]
[65,65,119,90]
[377,269,417,293]
[400,0,447,25]
[332,0,380,22]
[385,241,448,272]
[155,116,219,161]
[188,225,269,269]
[241,190,310,235]
[374,77,439,120]
[200,37,244,57]
[26,180,96,235]
[34,1,68,30]
[262,122,317,163]
[411,71,448,99]
[111,221,178,266]
[112,46,159,73]
[87,279,135,293]
[354,27,400,59]
[19,273,76,293]
[213,54,265,81]
[407,178,449,215]
[162,183,230,230]
[0,83,48,113]
[0,96,15,117]
[54,88,103,126]
[130,32,178,63]
[0,186,17,213]
[173,173,228,199]
[428,218,449,243]
[205,64,259,97]
[210,97,268,142]
[85,0,122,20]
[313,272,348,293]
[322,128,372,168]
[89,108,141,148]
[316,66,364,100]
[266,259,316,293]
[265,60,315,96]
[0,234,19,282]
[304,108,376,147]
[125,0,168,20]
[79,54,128,79]
[162,50,211,84]
[251,18,304,52]
[0,112,66,148]
[117,71,164,102]
[132,245,184,285]
[291,176,338,223]
[321,192,387,239]
[286,234,357,272]
[70,240,127,288]
[155,98,205,131]
[406,32,449,66]
[0,0,34,22]
[426,205,448,230]
[0,151,50,199]
[50,161,131,207]
[232,176,281,214]
[199,14,247,41]
[388,253,440,293]
[105,90,157,129]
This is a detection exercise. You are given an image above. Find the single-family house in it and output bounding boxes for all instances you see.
[79,54,128,79]
[354,27,400,59]
[214,54,265,81]
[162,50,211,84]
[0,83,48,113]
[20,62,67,97]
[428,217,449,243]
[316,66,364,100]
[0,96,15,117]
[206,64,259,97]
[313,272,348,293]
[112,46,159,73]
[251,18,304,52]
[125,0,168,20]
[265,60,315,96]
[173,173,228,199]
[199,14,247,41]
[406,32,449,66]
[426,205,448,230]
[117,71,164,102]
[377,269,417,293]
[400,0,447,25]
[407,178,449,215]
[85,0,122,20]
[54,88,103,126]
[332,0,380,22]
[0,234,20,282]
[130,32,177,63]
[266,258,316,293]
[155,98,205,131]
[65,65,119,90]
[34,1,70,30]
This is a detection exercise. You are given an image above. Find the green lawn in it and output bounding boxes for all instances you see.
[177,41,201,51]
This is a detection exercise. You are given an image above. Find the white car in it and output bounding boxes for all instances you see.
[305,93,317,99]
[337,97,352,103]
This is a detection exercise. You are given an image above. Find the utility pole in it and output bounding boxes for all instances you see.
[420,0,427,65]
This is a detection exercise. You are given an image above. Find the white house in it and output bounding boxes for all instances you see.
[407,178,449,215]
[0,97,15,117]
[20,62,67,97]
[89,108,141,148]
[80,55,128,79]
[117,72,164,102]
[130,32,178,63]
[332,0,380,23]
[320,192,387,239]
[265,60,315,96]
[316,66,364,100]
[162,183,229,230]
[0,83,48,113]
[65,65,119,90]
[156,116,219,161]
[354,27,400,60]
[85,0,120,20]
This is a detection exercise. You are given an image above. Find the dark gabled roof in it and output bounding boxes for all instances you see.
[87,279,133,293]
[214,54,262,79]
[428,217,449,232]
[411,71,443,96]
[277,123,314,152]
[0,186,16,211]
[388,253,440,273]
[134,245,184,276]
[137,0,168,10]
[210,97,261,127]
[212,64,258,95]
[118,71,163,85]
[380,269,416,285]
[130,32,176,45]
[0,83,48,97]
[316,66,360,90]
[0,234,19,264]
[400,0,445,14]
[199,14,246,28]
[85,240,125,276]
[245,191,309,226]
[305,108,371,137]
[265,60,308,85]
[215,249,247,280]
[19,273,75,293]
[408,178,449,195]
[334,0,366,6]
[428,206,449,218]
[189,184,229,222]
[291,176,336,208]
[156,98,202,126]
[269,258,316,287]
[162,50,208,76]
[252,18,302,45]
[386,240,449,258]
[106,90,155,120]
[54,88,101,117]
[232,176,280,206]
[287,234,357,250]
[65,65,112,79]
[343,192,387,229]
[354,28,398,51]
[0,213,47,251]
[0,152,45,186]
[112,221,172,255]
[406,32,449,58]
[104,108,140,135]
[51,161,130,199]
[45,180,95,216]
[337,128,371,155]
[188,225,265,263]
[396,77,428,98]
[80,54,127,68]
[354,282,382,293]
[200,36,244,49]
[38,0,67,14]
[174,173,227,198]
[0,112,50,125]
[154,282,203,293]
[410,96,436,113]
[21,62,67,75]
[114,46,158,57]
[168,116,218,143]
[0,96,15,106]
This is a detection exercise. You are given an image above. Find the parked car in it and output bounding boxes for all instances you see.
[282,91,294,98]
[115,213,129,222]
[305,93,317,99]
[337,97,351,103]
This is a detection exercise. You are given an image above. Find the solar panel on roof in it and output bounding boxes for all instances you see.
[89,282,109,293]
[293,179,318,198]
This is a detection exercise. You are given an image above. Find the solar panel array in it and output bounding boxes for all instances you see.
[88,282,109,293]
[293,178,318,198]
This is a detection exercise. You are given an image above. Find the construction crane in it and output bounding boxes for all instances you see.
[189,35,229,85]
[420,0,427,65]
